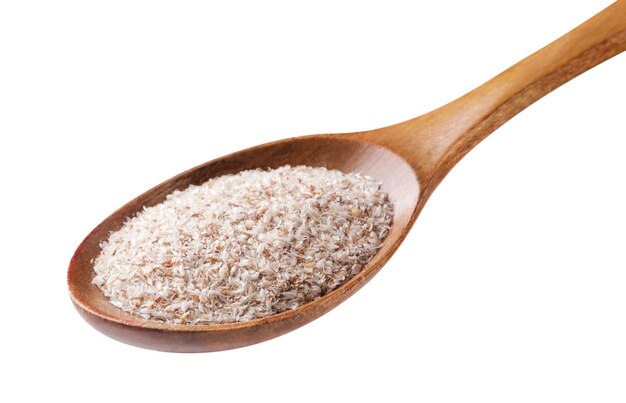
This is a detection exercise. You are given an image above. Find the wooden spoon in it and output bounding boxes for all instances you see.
[68,1,626,352]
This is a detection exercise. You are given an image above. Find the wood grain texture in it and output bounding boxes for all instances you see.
[68,1,626,352]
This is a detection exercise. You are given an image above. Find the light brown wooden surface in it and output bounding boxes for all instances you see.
[68,0,626,352]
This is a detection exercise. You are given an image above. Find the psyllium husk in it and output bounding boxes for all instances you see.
[93,165,393,324]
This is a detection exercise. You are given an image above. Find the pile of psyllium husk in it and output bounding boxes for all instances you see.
[92,165,393,324]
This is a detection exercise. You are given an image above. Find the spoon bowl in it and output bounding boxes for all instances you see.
[69,136,420,352]
[69,1,626,352]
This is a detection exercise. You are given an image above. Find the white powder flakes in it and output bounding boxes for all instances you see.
[92,165,393,324]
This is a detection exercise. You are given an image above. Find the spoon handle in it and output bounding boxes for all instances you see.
[397,0,626,191]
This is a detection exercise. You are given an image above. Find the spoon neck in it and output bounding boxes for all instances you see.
[379,0,626,195]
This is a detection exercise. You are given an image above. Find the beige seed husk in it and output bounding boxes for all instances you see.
[92,165,394,324]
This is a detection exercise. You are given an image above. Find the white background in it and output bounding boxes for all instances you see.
[1,0,624,401]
